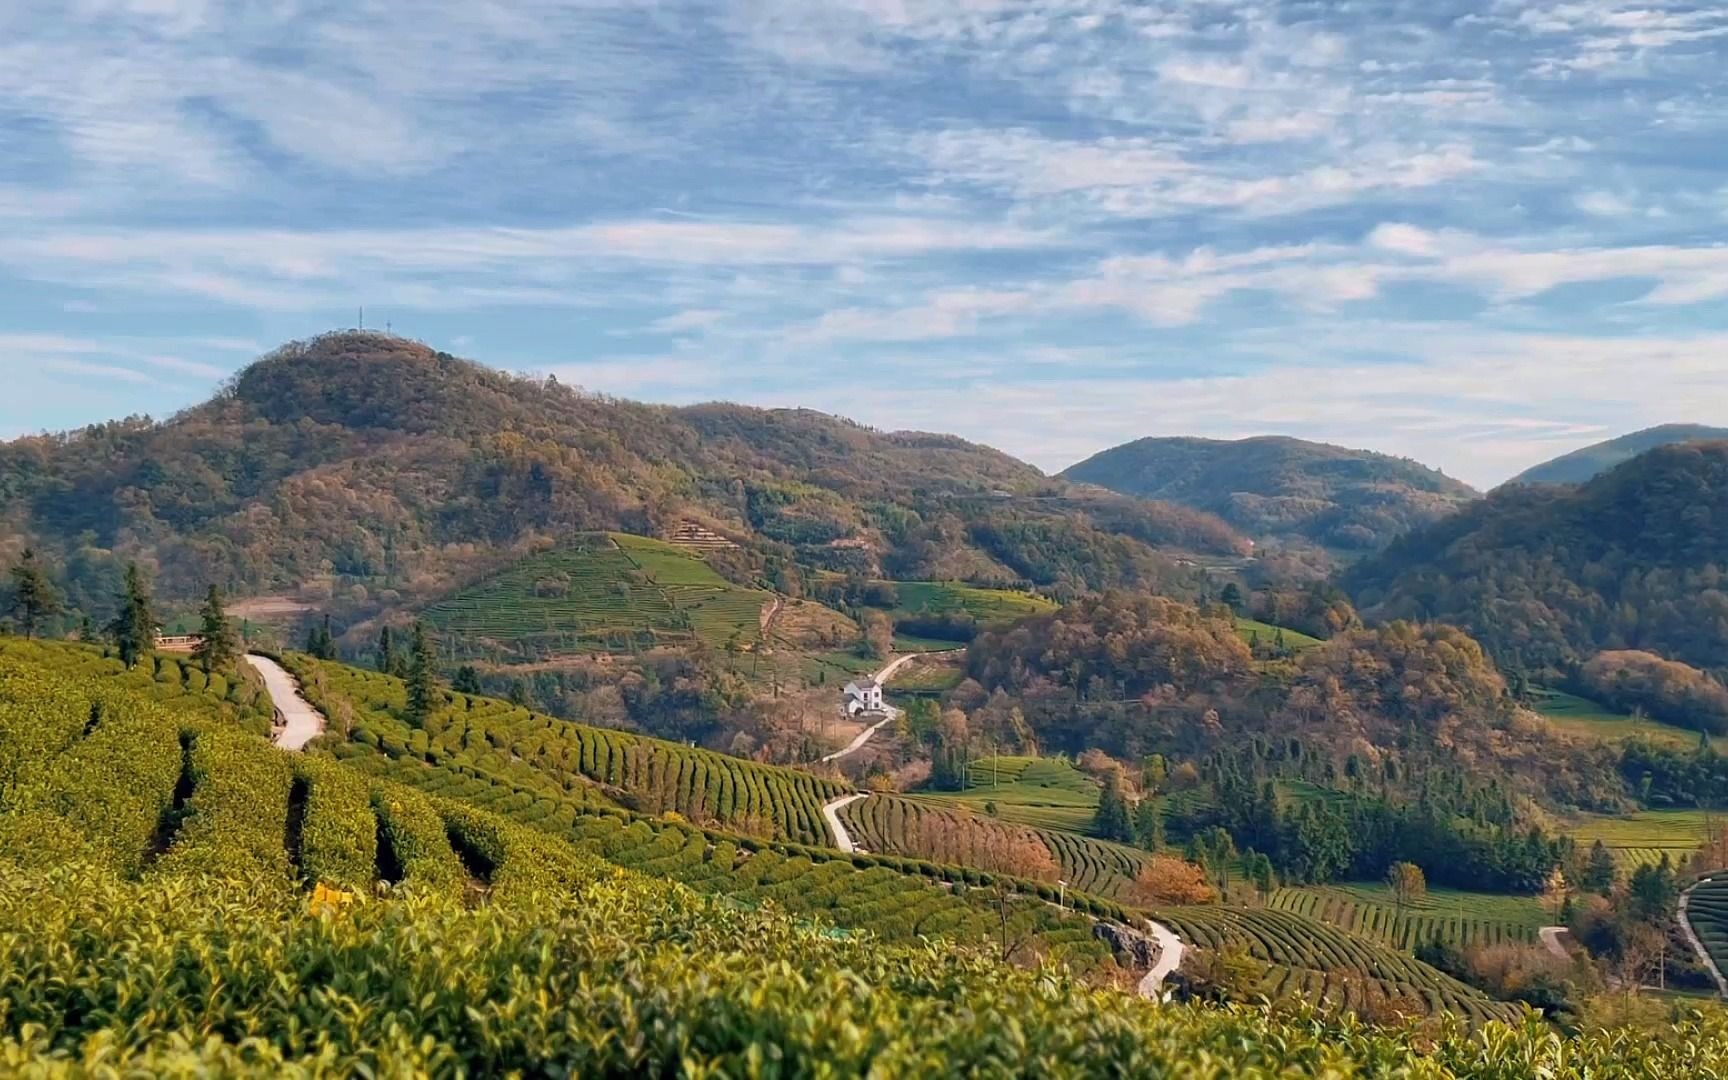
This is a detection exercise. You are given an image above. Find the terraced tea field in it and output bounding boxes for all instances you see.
[842,792,1154,901]
[423,533,772,660]
[1269,884,1545,952]
[1151,905,1518,1023]
[1569,810,1713,870]
[1683,875,1728,992]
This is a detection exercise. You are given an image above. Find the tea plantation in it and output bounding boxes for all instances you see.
[10,638,1728,1074]
[422,532,774,660]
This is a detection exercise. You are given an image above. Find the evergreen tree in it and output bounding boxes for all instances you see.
[406,621,439,724]
[377,625,404,677]
[106,563,155,669]
[7,549,61,639]
[1093,770,1134,843]
[452,665,482,696]
[1582,840,1617,895]
[192,584,239,673]
[1244,850,1276,902]
[1220,582,1244,613]
[1134,797,1164,852]
[305,614,337,660]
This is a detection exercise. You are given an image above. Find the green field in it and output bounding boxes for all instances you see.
[908,756,1101,833]
[1235,618,1323,652]
[886,581,1056,626]
[1531,687,1701,748]
[1270,883,1547,952]
[422,533,772,660]
[1570,809,1714,870]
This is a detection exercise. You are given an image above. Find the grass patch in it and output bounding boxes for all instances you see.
[1234,618,1323,651]
[1530,687,1702,749]
[885,581,1055,627]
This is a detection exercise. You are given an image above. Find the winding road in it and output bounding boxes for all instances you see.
[245,654,327,751]
[1538,925,1571,962]
[1139,920,1185,998]
[819,790,1186,997]
[822,793,869,854]
[819,653,927,764]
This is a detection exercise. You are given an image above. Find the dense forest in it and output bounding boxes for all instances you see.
[1062,435,1476,552]
[1346,442,1728,681]
[961,592,1627,814]
[0,333,1245,624]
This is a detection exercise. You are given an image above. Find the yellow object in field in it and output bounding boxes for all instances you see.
[310,882,357,915]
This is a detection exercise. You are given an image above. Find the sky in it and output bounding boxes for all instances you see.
[4,1,1728,489]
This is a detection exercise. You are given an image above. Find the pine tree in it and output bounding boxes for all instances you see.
[452,665,482,695]
[1582,839,1617,894]
[106,563,155,669]
[1134,797,1164,852]
[192,584,239,673]
[406,621,439,725]
[7,548,61,639]
[1094,770,1133,843]
[377,626,403,677]
[305,614,338,660]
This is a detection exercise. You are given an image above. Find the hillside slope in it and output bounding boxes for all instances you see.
[1062,435,1475,551]
[1507,424,1728,487]
[0,332,1244,622]
[1346,442,1728,679]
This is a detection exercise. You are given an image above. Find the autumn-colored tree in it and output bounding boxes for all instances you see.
[1386,861,1427,910]
[859,610,893,661]
[1127,855,1218,907]
[1541,866,1569,922]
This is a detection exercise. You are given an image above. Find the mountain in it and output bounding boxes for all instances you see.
[1061,436,1477,551]
[0,332,1246,621]
[1344,441,1728,680]
[1505,424,1728,487]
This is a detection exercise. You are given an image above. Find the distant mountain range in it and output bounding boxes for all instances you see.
[1062,435,1477,552]
[1345,441,1728,680]
[0,333,1245,622]
[1504,424,1728,487]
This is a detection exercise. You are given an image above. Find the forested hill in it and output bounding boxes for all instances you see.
[1061,435,1476,551]
[0,332,1245,616]
[1344,441,1728,679]
[1504,423,1728,487]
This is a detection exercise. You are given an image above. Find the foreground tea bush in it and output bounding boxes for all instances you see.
[4,860,1728,1078]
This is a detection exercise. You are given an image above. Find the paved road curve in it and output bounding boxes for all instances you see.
[245,654,327,751]
[1139,920,1185,998]
[822,793,869,853]
[1538,926,1571,962]
[821,791,1187,997]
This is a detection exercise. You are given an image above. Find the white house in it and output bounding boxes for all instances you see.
[843,679,885,716]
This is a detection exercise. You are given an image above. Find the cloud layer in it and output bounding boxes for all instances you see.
[3,0,1727,486]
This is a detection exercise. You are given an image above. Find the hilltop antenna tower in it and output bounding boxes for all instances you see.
[358,306,364,330]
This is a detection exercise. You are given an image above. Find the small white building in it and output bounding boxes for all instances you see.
[843,679,884,716]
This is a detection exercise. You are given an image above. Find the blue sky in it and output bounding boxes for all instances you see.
[4,0,1728,488]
